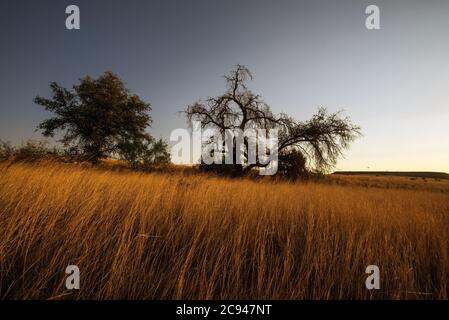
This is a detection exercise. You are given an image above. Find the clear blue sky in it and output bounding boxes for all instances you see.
[1,0,448,172]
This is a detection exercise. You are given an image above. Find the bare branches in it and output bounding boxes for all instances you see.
[278,107,361,171]
[185,65,361,175]
[185,65,281,132]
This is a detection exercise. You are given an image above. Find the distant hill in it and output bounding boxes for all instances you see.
[333,171,449,180]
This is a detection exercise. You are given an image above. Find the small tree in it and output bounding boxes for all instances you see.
[277,149,309,180]
[185,65,361,177]
[119,137,170,169]
[34,71,167,165]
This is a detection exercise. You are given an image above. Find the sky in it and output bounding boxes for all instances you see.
[0,0,448,172]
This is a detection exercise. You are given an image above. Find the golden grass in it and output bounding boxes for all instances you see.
[0,162,448,299]
[330,174,449,194]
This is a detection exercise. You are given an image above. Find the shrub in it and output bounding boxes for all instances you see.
[0,140,14,161]
[13,141,49,161]
[0,140,62,163]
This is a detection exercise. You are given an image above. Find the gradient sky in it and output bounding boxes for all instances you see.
[1,0,448,172]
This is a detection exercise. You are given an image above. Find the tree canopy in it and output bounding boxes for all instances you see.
[185,65,361,177]
[34,71,169,166]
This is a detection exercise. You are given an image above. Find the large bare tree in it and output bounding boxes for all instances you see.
[185,65,361,177]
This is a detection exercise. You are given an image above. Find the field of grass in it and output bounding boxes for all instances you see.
[329,174,449,194]
[0,161,448,299]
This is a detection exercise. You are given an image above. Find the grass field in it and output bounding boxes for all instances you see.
[0,161,448,299]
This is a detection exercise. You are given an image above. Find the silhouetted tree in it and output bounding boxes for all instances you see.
[185,65,361,177]
[277,149,309,180]
[34,71,168,166]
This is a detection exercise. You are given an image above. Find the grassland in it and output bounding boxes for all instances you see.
[334,171,449,180]
[329,173,449,194]
[0,161,448,299]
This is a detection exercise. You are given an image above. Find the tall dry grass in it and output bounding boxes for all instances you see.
[0,162,448,299]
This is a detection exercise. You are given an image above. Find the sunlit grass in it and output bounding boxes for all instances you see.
[0,162,448,299]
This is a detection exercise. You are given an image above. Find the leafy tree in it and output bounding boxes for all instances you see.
[34,71,168,165]
[185,65,361,177]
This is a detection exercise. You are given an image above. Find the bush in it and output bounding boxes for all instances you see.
[140,138,171,170]
[118,138,171,170]
[0,140,14,161]
[277,149,309,180]
[14,141,50,161]
[0,140,62,163]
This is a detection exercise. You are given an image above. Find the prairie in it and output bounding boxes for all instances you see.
[0,161,448,299]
